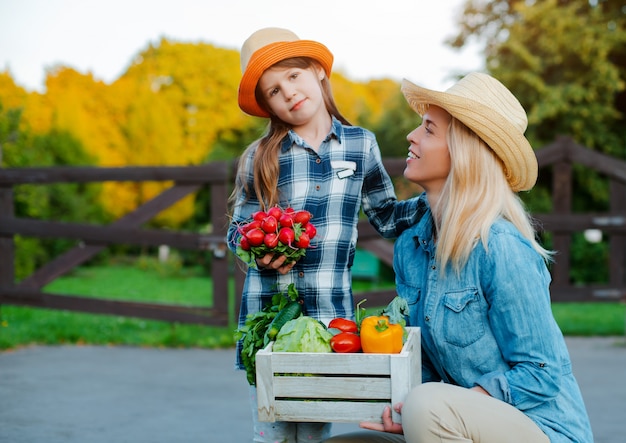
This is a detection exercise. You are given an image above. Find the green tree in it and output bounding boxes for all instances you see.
[450,0,625,283]
[1,102,107,280]
[450,0,625,157]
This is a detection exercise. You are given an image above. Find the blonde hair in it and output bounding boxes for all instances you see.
[229,57,351,211]
[434,118,552,274]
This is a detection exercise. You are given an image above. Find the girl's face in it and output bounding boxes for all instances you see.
[257,64,326,128]
[404,105,452,194]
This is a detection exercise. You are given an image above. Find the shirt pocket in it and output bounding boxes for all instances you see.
[442,289,485,347]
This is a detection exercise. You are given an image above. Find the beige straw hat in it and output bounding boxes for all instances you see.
[401,72,537,192]
[238,27,334,118]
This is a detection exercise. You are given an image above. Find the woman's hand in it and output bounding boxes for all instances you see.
[255,253,295,275]
[359,404,404,434]
[471,385,491,396]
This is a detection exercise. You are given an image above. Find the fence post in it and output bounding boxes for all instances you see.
[609,179,626,288]
[0,144,15,287]
[209,178,230,323]
[551,160,572,287]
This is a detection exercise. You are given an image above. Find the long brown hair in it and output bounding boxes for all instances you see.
[229,57,351,211]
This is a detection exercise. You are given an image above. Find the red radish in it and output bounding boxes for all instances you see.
[264,232,279,248]
[252,211,267,222]
[293,210,312,225]
[304,223,317,239]
[261,216,278,233]
[245,228,265,247]
[278,213,294,228]
[294,232,310,248]
[239,236,251,251]
[267,206,282,219]
[278,227,295,247]
[235,206,317,268]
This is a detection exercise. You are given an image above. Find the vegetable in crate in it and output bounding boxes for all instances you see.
[330,331,361,353]
[328,317,361,353]
[360,297,409,354]
[235,206,317,268]
[273,316,333,353]
[264,297,303,345]
[328,318,358,333]
[234,283,301,385]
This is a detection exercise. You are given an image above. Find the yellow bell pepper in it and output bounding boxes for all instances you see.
[360,315,404,354]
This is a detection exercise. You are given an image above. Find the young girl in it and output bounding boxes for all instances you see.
[323,73,594,442]
[227,28,422,443]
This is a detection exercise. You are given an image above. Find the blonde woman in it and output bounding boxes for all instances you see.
[324,73,593,442]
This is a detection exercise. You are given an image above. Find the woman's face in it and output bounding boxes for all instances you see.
[404,105,452,194]
[257,64,326,128]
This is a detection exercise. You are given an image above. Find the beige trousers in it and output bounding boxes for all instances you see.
[323,382,549,443]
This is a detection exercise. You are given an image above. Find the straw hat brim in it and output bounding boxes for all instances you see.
[238,40,333,118]
[401,78,537,192]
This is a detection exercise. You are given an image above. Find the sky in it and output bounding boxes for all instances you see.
[0,0,483,94]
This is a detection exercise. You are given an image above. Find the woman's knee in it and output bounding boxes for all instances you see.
[401,382,457,436]
[403,382,449,416]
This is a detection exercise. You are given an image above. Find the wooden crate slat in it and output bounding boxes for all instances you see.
[273,376,391,400]
[274,400,390,423]
[268,352,392,375]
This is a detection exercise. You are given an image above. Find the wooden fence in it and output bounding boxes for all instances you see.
[0,136,625,327]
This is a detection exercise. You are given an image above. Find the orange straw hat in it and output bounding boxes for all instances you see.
[238,27,334,118]
[401,72,538,192]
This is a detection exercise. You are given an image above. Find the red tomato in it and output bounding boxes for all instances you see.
[267,206,283,220]
[245,228,265,247]
[330,332,361,353]
[294,232,310,248]
[293,210,312,225]
[328,318,358,333]
[261,216,278,233]
[278,227,295,246]
[263,232,279,249]
[304,223,317,239]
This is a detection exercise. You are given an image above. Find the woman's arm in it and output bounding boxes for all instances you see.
[475,230,562,410]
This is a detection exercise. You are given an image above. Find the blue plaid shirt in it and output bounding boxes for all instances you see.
[227,117,420,369]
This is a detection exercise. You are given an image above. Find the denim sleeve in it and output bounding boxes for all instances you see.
[475,230,563,411]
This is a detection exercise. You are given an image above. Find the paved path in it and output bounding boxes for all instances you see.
[1,336,625,442]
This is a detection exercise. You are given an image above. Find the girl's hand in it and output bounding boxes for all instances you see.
[255,253,295,275]
[359,404,404,434]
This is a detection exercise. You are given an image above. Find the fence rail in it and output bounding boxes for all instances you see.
[1,136,625,326]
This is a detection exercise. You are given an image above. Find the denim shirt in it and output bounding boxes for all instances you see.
[394,195,593,442]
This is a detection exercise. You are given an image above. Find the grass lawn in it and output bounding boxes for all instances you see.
[1,264,624,351]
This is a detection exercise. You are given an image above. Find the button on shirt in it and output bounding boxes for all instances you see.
[394,194,593,443]
[228,117,421,368]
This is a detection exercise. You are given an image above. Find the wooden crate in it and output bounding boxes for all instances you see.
[256,327,421,423]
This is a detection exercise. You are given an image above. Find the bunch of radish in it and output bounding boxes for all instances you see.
[235,206,317,268]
